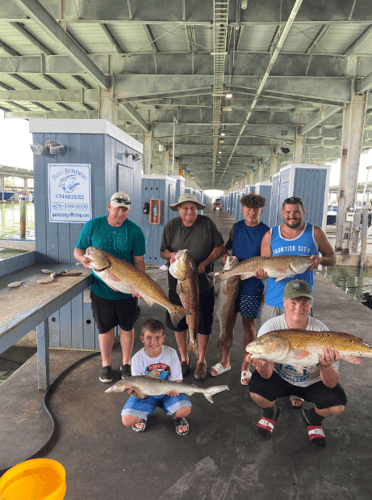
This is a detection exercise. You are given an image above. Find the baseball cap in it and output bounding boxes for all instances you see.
[284,279,313,300]
[169,193,206,211]
[110,191,131,211]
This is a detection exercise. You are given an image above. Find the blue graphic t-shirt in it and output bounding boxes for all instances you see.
[264,223,318,308]
[232,220,269,295]
[75,216,145,300]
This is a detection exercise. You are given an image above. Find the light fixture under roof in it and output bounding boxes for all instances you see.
[220,132,225,137]
[222,105,232,112]
[225,92,233,99]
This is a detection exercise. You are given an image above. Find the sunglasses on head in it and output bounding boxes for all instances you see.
[112,197,131,205]
[283,196,303,206]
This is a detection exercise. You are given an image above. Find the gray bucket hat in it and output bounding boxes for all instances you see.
[169,193,206,211]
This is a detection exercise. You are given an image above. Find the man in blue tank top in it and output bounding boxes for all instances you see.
[210,193,269,385]
[74,191,146,384]
[256,196,336,407]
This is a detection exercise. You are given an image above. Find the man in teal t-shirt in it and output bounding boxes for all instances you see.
[74,191,146,383]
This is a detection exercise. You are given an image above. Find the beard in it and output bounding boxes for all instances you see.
[285,218,303,229]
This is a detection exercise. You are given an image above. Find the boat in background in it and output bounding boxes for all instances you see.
[0,191,16,202]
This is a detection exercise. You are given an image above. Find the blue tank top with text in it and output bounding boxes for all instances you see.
[264,222,318,308]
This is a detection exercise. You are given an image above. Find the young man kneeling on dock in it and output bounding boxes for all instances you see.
[121,319,191,435]
[246,280,347,449]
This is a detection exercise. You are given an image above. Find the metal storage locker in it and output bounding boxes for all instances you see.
[255,182,272,227]
[273,164,330,229]
[141,175,177,265]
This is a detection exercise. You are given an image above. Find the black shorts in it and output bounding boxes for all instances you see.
[165,287,215,336]
[90,291,140,334]
[249,370,347,410]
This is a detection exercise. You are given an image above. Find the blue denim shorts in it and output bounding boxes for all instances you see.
[121,393,191,420]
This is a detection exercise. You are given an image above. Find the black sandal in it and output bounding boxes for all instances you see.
[257,406,281,439]
[132,419,146,432]
[175,417,189,436]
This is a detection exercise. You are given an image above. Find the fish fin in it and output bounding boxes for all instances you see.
[168,305,190,327]
[140,295,155,307]
[291,349,310,360]
[339,354,362,364]
[275,276,289,282]
[145,369,159,379]
[241,272,254,281]
[135,389,146,399]
[107,270,121,282]
[204,385,229,404]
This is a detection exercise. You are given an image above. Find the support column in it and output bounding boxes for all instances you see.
[293,128,305,164]
[244,173,249,188]
[143,130,153,175]
[336,93,368,254]
[0,175,4,201]
[249,169,255,185]
[270,150,279,179]
[185,171,191,187]
[98,86,118,125]
[335,103,351,252]
[258,162,264,182]
[162,150,170,176]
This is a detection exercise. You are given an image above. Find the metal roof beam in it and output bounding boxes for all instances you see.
[100,24,124,54]
[305,24,330,54]
[10,21,54,55]
[343,25,372,55]
[143,25,159,53]
[11,0,108,88]
[0,38,20,56]
[300,106,341,135]
[358,72,372,94]
[121,103,151,132]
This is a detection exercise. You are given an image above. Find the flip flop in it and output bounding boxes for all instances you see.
[175,417,189,436]
[132,419,147,432]
[289,395,304,409]
[301,409,326,449]
[241,370,252,385]
[210,363,231,377]
[257,406,281,439]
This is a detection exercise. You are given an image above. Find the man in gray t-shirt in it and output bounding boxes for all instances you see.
[160,194,224,380]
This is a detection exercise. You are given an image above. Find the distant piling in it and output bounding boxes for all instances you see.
[19,199,26,239]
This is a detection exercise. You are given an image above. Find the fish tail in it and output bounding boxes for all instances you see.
[187,338,199,356]
[203,385,229,403]
[168,305,190,326]
[217,338,232,349]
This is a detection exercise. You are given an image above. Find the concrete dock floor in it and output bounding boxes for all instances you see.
[1,206,372,499]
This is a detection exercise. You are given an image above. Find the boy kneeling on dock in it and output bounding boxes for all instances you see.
[121,319,191,435]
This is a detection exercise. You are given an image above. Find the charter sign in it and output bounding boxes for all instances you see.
[48,164,92,223]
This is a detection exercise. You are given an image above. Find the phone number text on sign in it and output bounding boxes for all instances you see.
[52,203,89,210]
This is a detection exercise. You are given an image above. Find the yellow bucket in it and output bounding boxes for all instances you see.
[0,459,66,500]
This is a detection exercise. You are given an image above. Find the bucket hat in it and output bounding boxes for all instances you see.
[169,193,206,211]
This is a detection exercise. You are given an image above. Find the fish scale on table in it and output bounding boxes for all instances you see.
[246,329,372,367]
[84,246,190,326]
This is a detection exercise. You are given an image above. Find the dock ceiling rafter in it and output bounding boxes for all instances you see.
[1,0,372,189]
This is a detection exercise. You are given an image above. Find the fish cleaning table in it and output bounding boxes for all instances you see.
[0,264,91,390]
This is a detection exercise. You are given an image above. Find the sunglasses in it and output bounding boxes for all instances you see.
[112,197,131,205]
